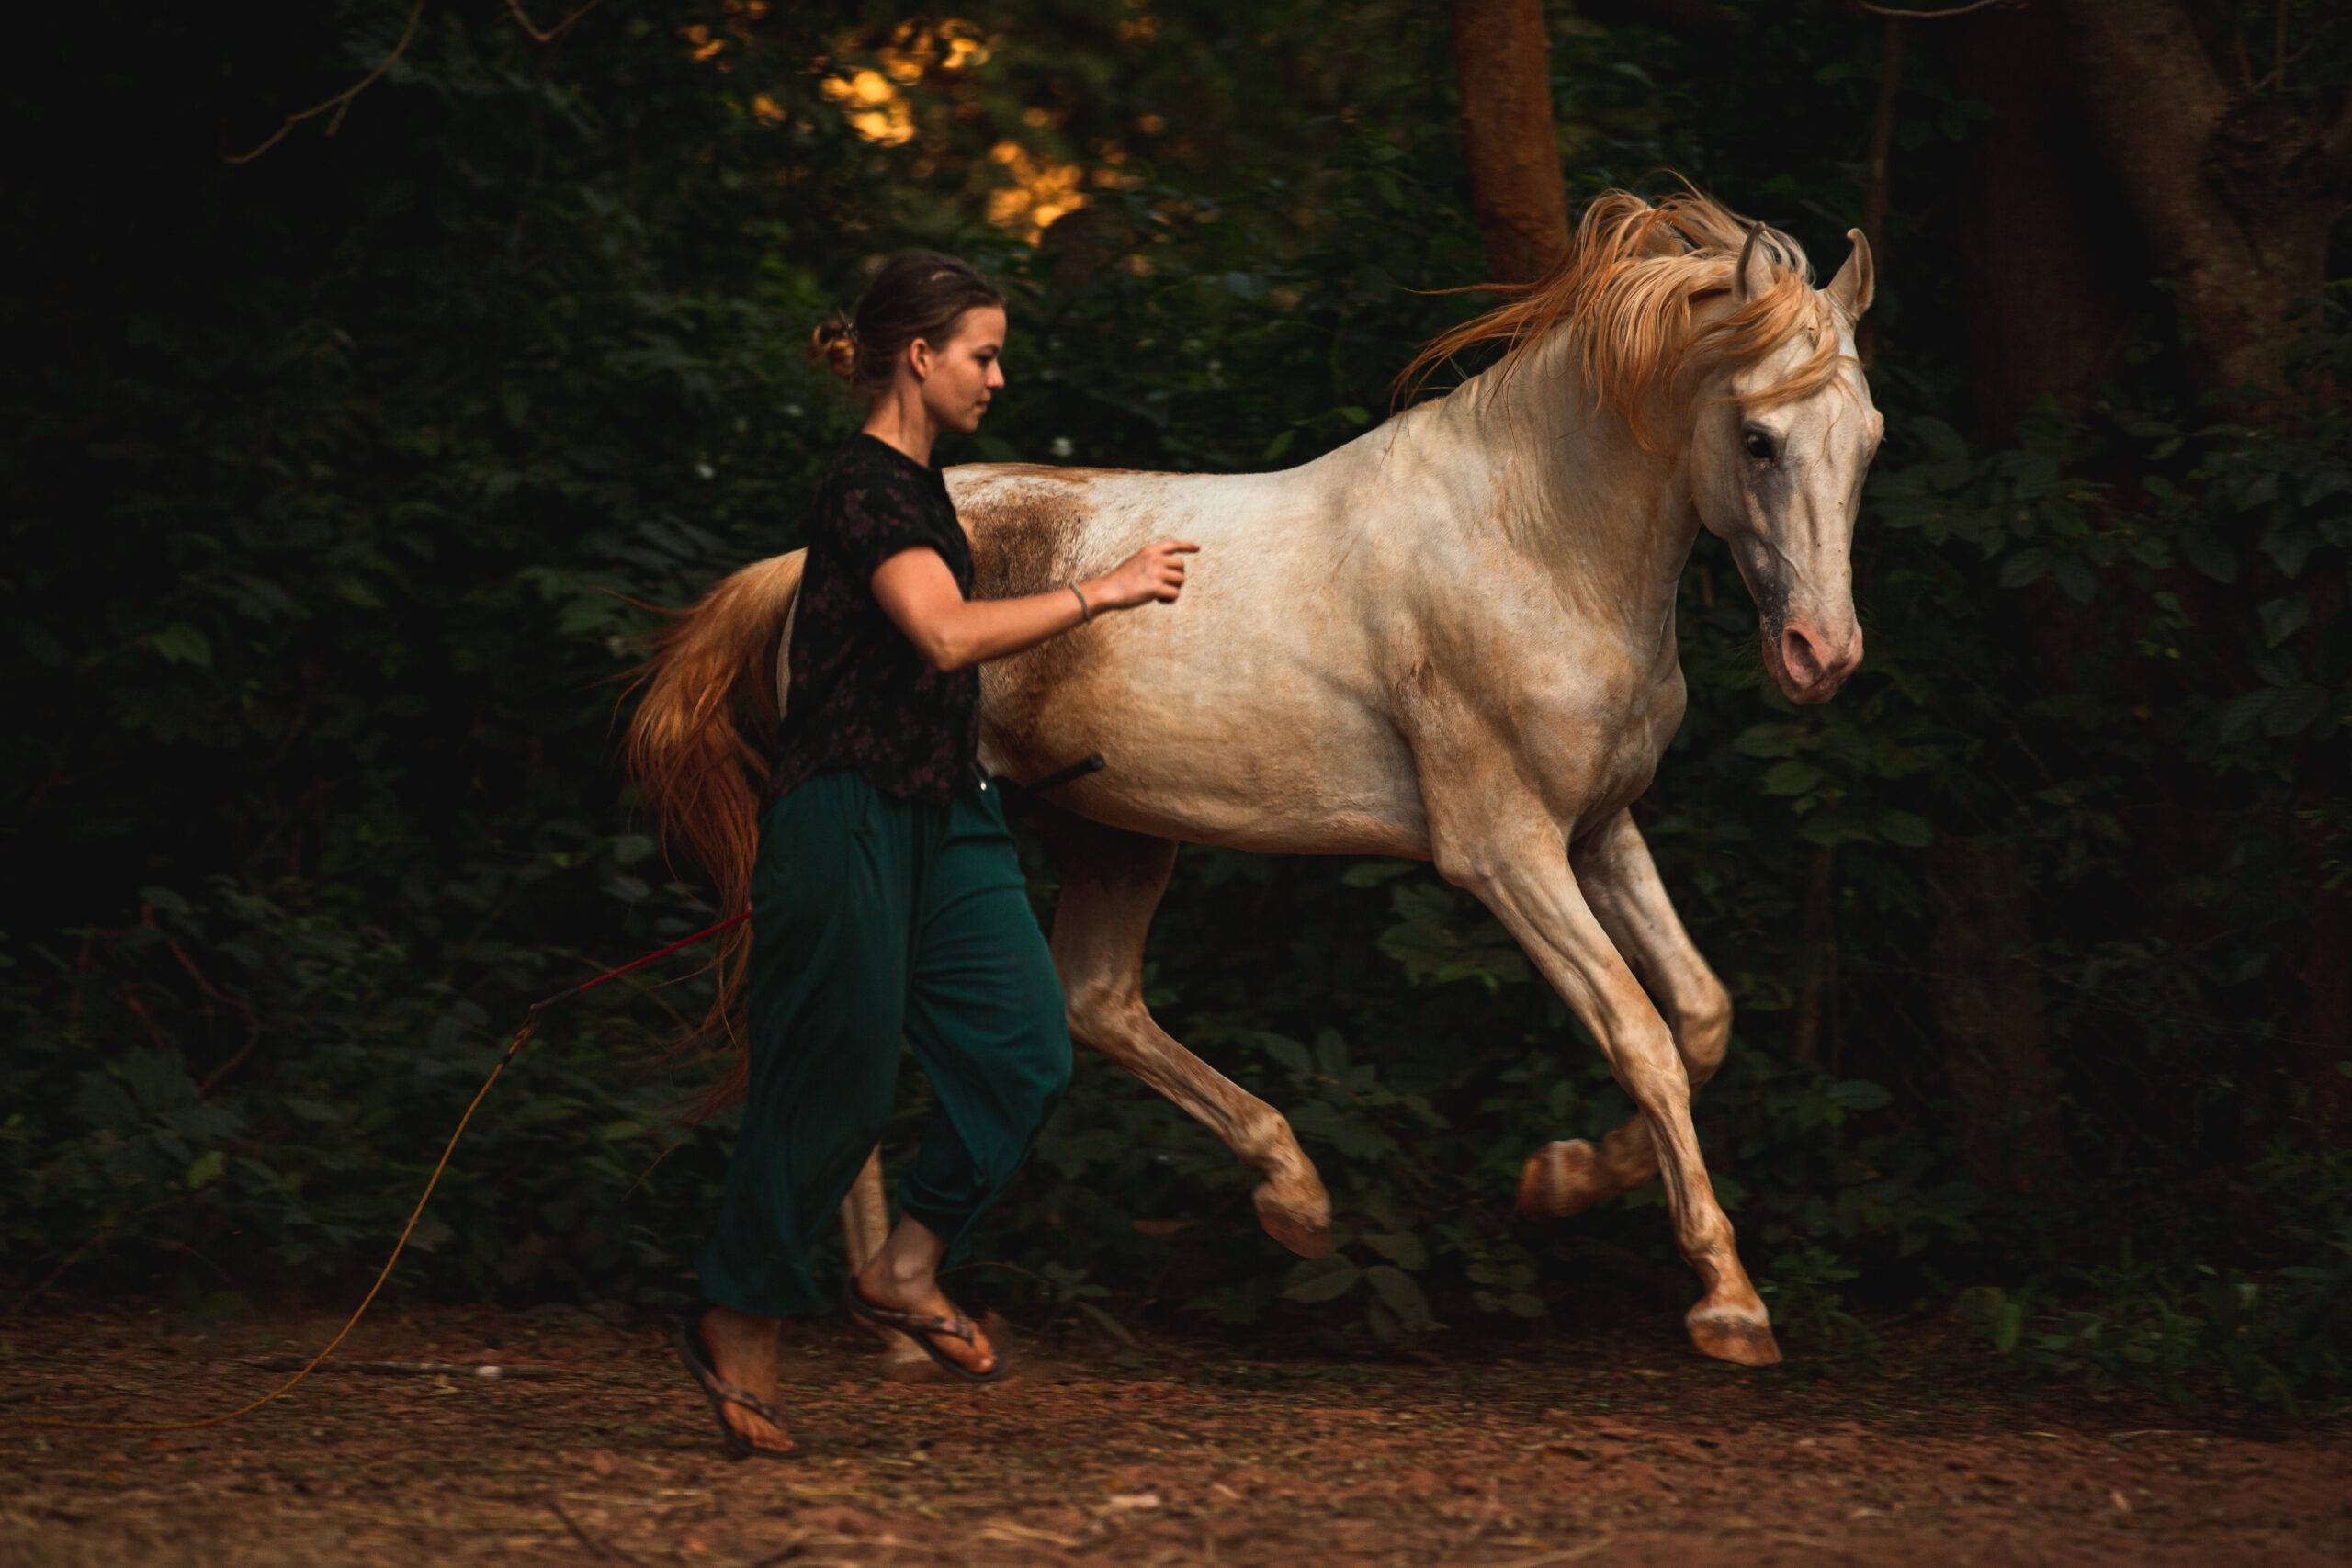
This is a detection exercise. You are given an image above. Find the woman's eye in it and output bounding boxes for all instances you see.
[1743,431,1776,463]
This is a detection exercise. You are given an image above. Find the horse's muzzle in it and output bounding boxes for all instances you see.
[1764,619,1862,705]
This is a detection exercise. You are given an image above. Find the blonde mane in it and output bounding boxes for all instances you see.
[1399,189,1846,454]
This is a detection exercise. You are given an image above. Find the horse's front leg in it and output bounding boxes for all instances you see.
[1036,810,1334,1258]
[1427,796,1778,1367]
[1517,808,1734,1222]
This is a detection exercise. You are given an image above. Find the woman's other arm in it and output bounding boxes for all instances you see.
[870,539,1197,672]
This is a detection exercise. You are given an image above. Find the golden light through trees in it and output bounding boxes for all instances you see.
[695,11,1135,246]
[816,18,1093,240]
[985,141,1089,241]
[820,67,918,147]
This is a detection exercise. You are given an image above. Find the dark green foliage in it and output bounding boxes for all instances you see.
[1956,1223,2352,1412]
[3,0,2347,1411]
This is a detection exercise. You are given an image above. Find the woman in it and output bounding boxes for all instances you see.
[675,253,1197,1459]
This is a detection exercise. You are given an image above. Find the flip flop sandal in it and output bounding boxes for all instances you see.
[674,1313,793,1461]
[842,1279,1005,1383]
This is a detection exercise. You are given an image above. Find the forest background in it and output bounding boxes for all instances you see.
[6,0,2349,1409]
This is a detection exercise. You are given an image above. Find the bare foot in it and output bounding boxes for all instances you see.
[853,1262,997,1376]
[698,1306,793,1453]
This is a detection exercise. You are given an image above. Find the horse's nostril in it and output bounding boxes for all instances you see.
[1781,626,1824,684]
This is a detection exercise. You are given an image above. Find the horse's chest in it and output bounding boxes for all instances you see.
[1522,658,1686,815]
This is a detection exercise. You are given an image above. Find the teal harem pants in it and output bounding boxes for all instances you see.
[695,770,1072,1318]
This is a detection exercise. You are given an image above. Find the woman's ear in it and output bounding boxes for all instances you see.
[906,337,933,382]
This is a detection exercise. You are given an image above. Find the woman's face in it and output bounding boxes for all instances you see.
[912,306,1007,434]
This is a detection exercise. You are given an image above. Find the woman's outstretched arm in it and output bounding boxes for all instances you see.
[870,538,1197,672]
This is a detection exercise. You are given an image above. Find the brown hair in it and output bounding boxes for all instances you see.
[1396,189,1845,455]
[808,251,1006,399]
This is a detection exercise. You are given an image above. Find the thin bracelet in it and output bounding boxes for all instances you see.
[1068,582,1091,624]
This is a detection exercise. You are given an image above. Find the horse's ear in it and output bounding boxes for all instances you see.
[1734,222,1770,303]
[1826,228,1875,321]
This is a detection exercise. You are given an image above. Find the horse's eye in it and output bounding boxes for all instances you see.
[1743,430,1776,464]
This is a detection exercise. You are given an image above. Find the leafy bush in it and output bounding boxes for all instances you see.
[1958,1223,2352,1412]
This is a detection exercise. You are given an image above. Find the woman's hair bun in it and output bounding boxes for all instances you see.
[816,255,1003,400]
[808,319,857,381]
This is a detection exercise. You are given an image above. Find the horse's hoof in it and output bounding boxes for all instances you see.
[1516,1139,1609,1220]
[863,1324,942,1382]
[1687,1303,1781,1367]
[1253,1183,1334,1258]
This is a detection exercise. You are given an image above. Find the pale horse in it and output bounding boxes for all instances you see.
[627,190,1880,1367]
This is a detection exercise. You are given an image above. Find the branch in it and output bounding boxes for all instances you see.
[505,0,601,46]
[5,1236,108,1320]
[548,1497,647,1566]
[224,0,427,164]
[1859,0,2013,17]
[168,939,264,1099]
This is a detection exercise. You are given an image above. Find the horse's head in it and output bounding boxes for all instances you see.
[1689,228,1879,705]
[1399,192,1883,705]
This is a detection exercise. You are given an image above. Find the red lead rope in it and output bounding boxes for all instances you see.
[3,909,752,1434]
[529,908,750,1013]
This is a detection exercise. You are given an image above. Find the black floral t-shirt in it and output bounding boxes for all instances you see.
[769,434,980,807]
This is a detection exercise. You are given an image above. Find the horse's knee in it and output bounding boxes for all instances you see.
[1231,1103,1306,1171]
[1060,973,1134,1051]
[1676,972,1733,1080]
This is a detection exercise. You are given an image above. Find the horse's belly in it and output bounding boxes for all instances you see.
[979,655,1428,857]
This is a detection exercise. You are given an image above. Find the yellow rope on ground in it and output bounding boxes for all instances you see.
[5,908,750,1434]
[3,1019,540,1434]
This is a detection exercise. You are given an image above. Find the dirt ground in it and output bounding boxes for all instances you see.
[3,1300,2347,1567]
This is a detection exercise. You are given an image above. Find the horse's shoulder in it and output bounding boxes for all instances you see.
[946,463,1133,595]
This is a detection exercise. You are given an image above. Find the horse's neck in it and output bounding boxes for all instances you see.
[1403,338,1699,622]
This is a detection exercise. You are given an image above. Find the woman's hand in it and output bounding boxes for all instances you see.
[872,536,1202,672]
[1083,539,1199,613]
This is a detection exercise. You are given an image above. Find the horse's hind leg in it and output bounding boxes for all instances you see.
[840,1150,934,1380]
[1037,811,1333,1258]
[1517,810,1733,1222]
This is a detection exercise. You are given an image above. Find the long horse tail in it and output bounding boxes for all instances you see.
[622,549,804,1116]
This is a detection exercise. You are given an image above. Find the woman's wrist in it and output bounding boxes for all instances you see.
[1067,581,1092,625]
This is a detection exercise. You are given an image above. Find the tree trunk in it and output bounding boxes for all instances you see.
[1929,844,2066,1191]
[2055,0,2352,397]
[1450,0,1569,285]
[1856,19,1903,371]
[1952,5,2147,433]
